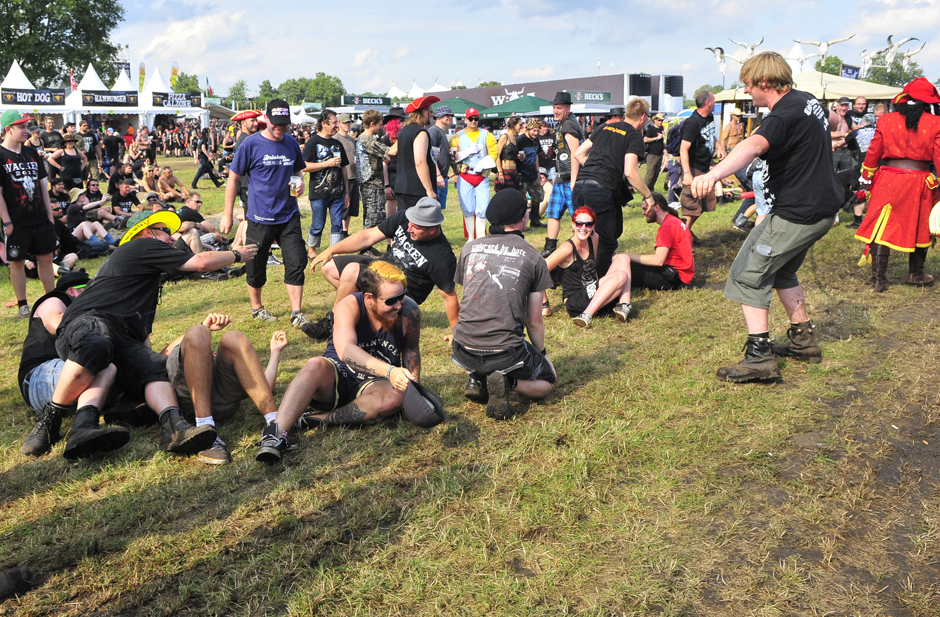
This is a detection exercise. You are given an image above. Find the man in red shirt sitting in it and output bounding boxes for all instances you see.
[622,193,695,298]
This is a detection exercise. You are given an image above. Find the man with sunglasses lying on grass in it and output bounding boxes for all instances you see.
[256,261,421,462]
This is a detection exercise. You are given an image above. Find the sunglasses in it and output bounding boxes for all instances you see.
[192,200,202,204]
[574,220,595,228]
[466,117,479,121]
[376,291,406,306]
[150,227,171,234]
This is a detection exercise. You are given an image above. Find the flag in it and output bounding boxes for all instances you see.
[170,62,179,92]
[841,64,861,80]
[139,62,146,91]
[205,76,214,96]
[69,69,77,91]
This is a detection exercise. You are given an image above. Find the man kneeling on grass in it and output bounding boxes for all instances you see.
[160,314,288,465]
[256,261,421,462]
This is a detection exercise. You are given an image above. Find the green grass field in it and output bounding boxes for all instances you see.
[0,158,938,616]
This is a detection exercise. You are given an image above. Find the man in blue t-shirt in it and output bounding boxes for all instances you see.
[223,98,316,334]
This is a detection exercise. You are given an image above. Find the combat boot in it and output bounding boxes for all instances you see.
[716,336,781,383]
[21,402,67,457]
[770,321,822,363]
[158,407,216,454]
[63,405,130,459]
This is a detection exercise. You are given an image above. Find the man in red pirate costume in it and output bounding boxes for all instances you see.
[855,77,940,292]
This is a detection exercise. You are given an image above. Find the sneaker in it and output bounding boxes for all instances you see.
[197,437,232,465]
[716,336,781,383]
[572,312,592,328]
[464,375,489,403]
[252,307,278,323]
[228,265,246,277]
[290,311,311,328]
[16,304,31,319]
[612,303,633,323]
[485,373,513,420]
[295,411,323,431]
[267,254,283,267]
[255,423,287,463]
[732,214,750,233]
[200,270,229,281]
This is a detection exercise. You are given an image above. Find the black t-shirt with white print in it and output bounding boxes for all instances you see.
[303,133,348,200]
[681,111,716,172]
[754,89,843,224]
[377,210,456,304]
[0,144,49,226]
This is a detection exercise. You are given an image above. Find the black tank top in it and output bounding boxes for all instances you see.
[500,135,519,161]
[59,150,83,179]
[324,293,404,382]
[561,238,599,302]
[18,290,72,401]
[394,122,434,197]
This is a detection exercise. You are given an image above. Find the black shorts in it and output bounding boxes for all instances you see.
[631,263,686,291]
[563,288,616,318]
[56,312,170,399]
[451,340,557,384]
[244,214,306,288]
[333,254,375,280]
[347,179,360,218]
[6,221,56,261]
[308,358,384,412]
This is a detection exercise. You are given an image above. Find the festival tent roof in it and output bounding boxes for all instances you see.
[1,60,35,89]
[142,67,172,97]
[481,95,552,118]
[77,64,108,91]
[290,105,316,124]
[407,81,425,100]
[714,71,901,103]
[425,81,450,93]
[387,82,407,99]
[67,63,148,117]
[111,70,134,91]
[140,66,207,127]
[434,96,487,116]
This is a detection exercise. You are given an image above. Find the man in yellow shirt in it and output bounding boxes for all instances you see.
[449,108,497,239]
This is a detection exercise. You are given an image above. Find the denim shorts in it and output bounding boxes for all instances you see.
[23,359,64,415]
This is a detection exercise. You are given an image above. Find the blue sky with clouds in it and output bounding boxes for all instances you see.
[113,0,940,98]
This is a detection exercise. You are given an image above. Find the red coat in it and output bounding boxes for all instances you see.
[855,112,940,251]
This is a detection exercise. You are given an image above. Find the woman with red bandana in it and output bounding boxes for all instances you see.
[855,77,940,291]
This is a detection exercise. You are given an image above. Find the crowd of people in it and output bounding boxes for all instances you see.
[4,52,939,469]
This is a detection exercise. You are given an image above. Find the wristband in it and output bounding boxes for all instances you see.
[683,171,692,176]
[2,221,11,227]
[386,365,394,380]
[539,347,547,357]
[385,184,391,188]
[231,249,241,263]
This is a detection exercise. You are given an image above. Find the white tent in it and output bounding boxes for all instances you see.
[68,63,148,130]
[0,60,70,122]
[407,81,425,99]
[425,81,450,94]
[140,66,208,128]
[111,70,134,92]
[387,82,407,99]
[290,105,316,124]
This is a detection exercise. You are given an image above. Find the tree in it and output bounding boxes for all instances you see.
[278,78,312,105]
[452,84,467,90]
[306,72,345,107]
[175,72,201,94]
[255,79,277,107]
[815,55,843,76]
[0,0,125,87]
[685,84,723,107]
[478,80,501,87]
[865,53,924,88]
[226,79,248,108]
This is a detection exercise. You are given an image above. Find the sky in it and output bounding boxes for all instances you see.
[113,0,940,98]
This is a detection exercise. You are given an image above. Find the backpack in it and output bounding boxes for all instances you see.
[664,120,686,157]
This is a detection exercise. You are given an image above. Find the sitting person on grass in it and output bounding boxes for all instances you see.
[622,192,695,293]
[255,261,421,463]
[543,206,634,328]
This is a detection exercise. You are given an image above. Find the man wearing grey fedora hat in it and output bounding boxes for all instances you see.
[306,197,459,340]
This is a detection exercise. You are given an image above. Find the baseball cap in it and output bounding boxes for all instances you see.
[433,105,454,118]
[265,98,291,125]
[106,127,115,134]
[465,107,480,119]
[538,167,548,176]
[837,96,851,105]
[404,197,445,227]
[337,113,354,123]
[120,211,182,245]
[1,110,32,132]
[402,381,445,428]
[146,192,160,202]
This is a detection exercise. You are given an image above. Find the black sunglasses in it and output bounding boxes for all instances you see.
[466,117,479,121]
[574,220,595,228]
[150,227,171,234]
[192,200,202,204]
[376,291,406,306]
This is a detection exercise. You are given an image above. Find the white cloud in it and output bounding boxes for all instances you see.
[513,65,555,80]
[361,75,388,92]
[394,47,411,60]
[353,49,379,68]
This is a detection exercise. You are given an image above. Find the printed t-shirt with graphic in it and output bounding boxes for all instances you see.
[230,132,306,225]
[356,133,390,189]
[453,233,552,351]
[680,111,716,172]
[754,89,842,224]
[554,117,584,182]
[78,132,99,160]
[377,211,456,304]
[656,214,695,284]
[40,130,63,153]
[303,133,348,200]
[58,238,193,341]
[538,131,555,170]
[112,192,140,214]
[577,121,644,190]
[0,144,49,226]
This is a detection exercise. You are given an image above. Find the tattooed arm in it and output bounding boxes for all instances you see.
[400,297,422,384]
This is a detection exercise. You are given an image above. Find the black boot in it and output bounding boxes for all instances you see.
[21,401,67,456]
[540,238,558,258]
[846,214,864,229]
[63,405,130,460]
[0,566,30,599]
[871,243,890,292]
[716,336,781,383]
[158,407,217,454]
[770,321,822,363]
[907,247,934,286]
[464,373,489,403]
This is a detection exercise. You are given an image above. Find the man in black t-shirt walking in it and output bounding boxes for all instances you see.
[680,91,725,235]
[644,113,666,191]
[0,111,57,317]
[570,99,654,277]
[692,52,842,383]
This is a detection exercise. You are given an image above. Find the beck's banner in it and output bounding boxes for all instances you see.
[152,92,202,108]
[1,88,67,106]
[81,90,139,106]
[341,94,392,106]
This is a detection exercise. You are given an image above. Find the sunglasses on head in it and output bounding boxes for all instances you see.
[376,291,406,306]
[574,220,595,228]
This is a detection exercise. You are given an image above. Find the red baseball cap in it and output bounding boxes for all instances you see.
[894,77,940,105]
[405,95,441,114]
[465,108,480,119]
